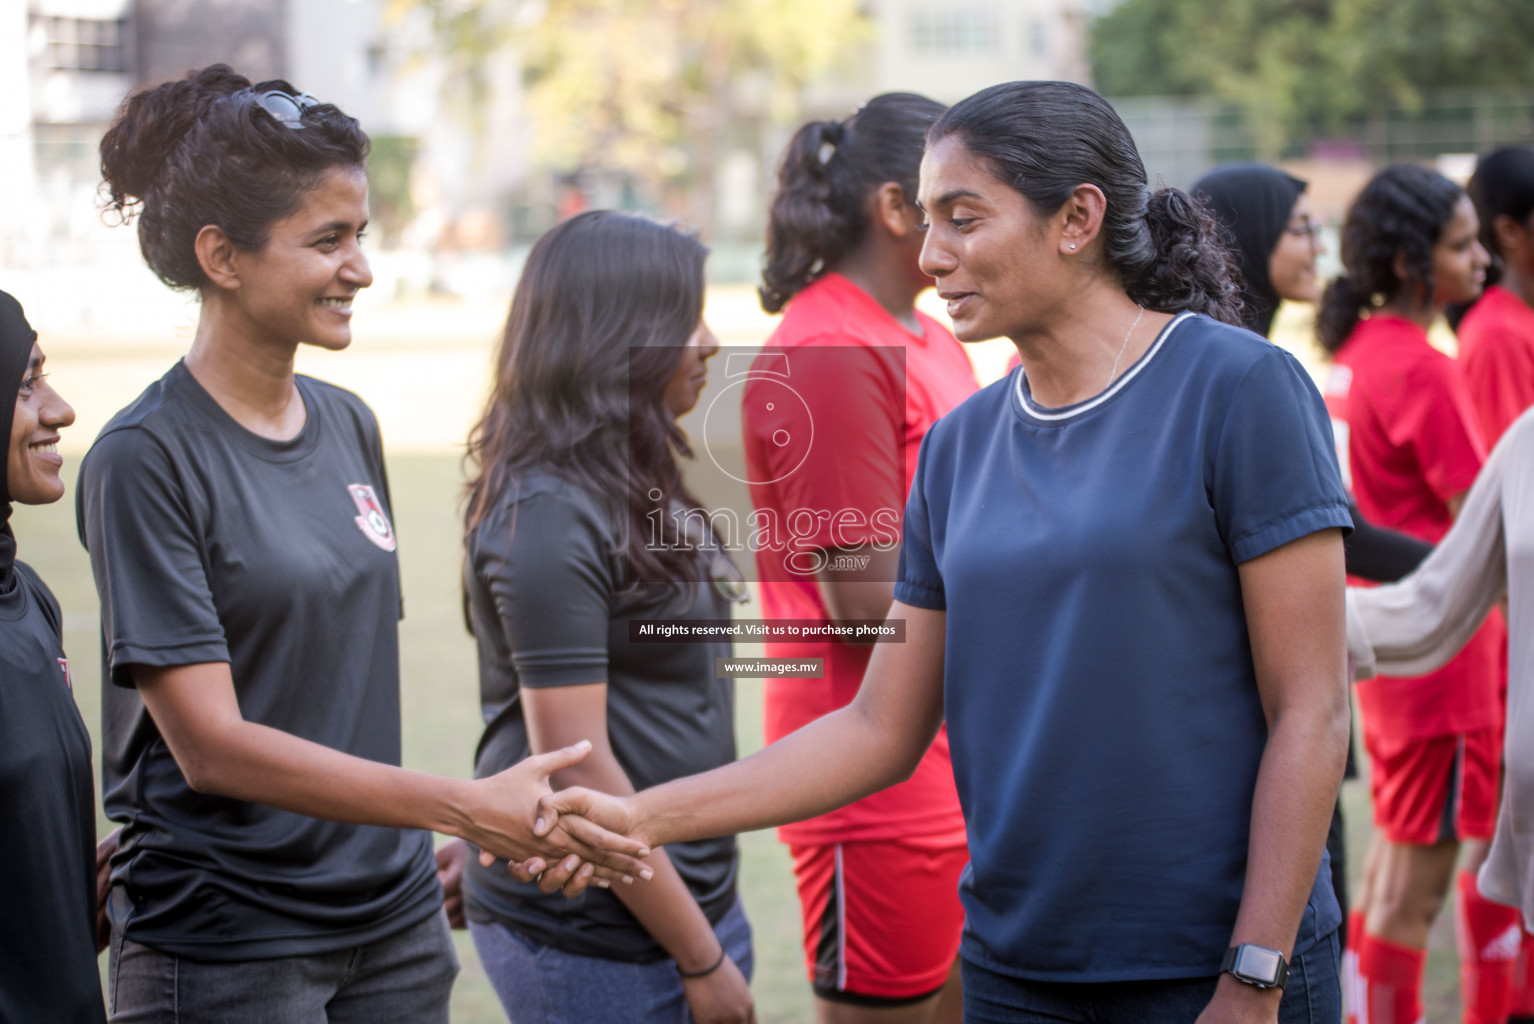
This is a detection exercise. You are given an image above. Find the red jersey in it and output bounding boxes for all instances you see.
[1325,314,1504,738]
[743,273,977,844]
[1458,284,1534,447]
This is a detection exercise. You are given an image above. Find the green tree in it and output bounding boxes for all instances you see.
[387,0,868,235]
[1090,0,1534,156]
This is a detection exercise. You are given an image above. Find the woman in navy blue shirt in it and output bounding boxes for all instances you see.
[543,81,1352,1024]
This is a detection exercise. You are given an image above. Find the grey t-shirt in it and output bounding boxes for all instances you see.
[76,362,438,961]
[462,471,739,962]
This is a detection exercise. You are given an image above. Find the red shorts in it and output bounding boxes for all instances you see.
[1364,726,1500,844]
[789,836,967,1004]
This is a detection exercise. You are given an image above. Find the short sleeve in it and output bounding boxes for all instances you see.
[746,341,904,550]
[1212,348,1353,563]
[1461,325,1534,448]
[77,429,228,687]
[894,430,946,609]
[366,417,405,622]
[1390,356,1486,503]
[471,487,613,688]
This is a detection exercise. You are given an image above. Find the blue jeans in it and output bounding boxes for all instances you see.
[963,930,1341,1024]
[469,898,753,1024]
[108,908,458,1023]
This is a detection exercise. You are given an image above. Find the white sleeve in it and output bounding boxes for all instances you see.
[1347,419,1518,680]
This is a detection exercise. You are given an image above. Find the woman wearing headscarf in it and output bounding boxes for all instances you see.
[1193,164,1435,960]
[0,289,103,1023]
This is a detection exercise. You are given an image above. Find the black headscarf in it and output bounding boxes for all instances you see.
[0,290,39,591]
[1191,163,1308,339]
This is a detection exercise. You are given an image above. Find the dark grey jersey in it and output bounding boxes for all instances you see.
[77,362,437,961]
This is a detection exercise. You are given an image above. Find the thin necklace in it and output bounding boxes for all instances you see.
[1106,306,1145,389]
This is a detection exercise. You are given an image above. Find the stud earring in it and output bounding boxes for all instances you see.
[1069,243,1077,250]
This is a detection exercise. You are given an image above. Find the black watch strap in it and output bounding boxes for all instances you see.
[1221,943,1289,990]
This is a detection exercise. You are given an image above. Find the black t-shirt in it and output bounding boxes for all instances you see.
[462,471,739,962]
[0,561,106,1023]
[76,362,438,961]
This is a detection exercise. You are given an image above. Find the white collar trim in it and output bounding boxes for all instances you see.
[1013,312,1193,422]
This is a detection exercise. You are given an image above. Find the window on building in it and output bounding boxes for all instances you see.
[31,15,129,73]
[909,6,1001,56]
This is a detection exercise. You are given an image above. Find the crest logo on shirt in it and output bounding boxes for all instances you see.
[58,657,71,692]
[347,484,397,552]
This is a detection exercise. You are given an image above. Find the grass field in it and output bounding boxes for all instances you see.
[9,287,1471,1021]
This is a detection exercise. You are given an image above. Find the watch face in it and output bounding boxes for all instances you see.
[1235,945,1283,983]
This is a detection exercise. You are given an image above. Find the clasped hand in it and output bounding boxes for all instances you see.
[464,740,654,897]
[490,783,651,896]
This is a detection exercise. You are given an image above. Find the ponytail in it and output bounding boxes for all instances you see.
[760,120,854,314]
[1126,188,1244,324]
[1317,276,1369,353]
[760,93,945,314]
[1316,164,1462,354]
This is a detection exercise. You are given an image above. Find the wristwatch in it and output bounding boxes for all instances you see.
[1221,943,1289,990]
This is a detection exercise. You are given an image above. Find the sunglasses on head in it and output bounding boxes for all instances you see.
[249,89,320,130]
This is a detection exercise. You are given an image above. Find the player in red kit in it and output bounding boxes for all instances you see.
[744,94,976,1024]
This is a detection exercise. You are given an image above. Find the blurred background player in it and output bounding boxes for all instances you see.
[747,93,975,1024]
[1193,162,1433,954]
[1319,162,1505,1024]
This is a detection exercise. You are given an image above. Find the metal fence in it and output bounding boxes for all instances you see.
[1112,88,1534,190]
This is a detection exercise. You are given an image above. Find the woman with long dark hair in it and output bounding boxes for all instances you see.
[79,65,644,1023]
[542,81,1353,1023]
[461,210,752,1024]
[1318,163,1500,1024]
[0,291,103,1023]
[1461,147,1534,447]
[749,93,973,1024]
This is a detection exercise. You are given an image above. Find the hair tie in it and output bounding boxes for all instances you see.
[817,120,845,166]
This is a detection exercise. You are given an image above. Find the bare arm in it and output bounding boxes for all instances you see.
[542,602,946,849]
[814,547,900,629]
[134,662,651,882]
[1198,529,1350,1023]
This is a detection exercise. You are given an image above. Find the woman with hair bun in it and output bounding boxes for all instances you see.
[1318,163,1500,1024]
[1461,147,1534,448]
[544,80,1353,1023]
[80,64,646,1023]
[750,92,973,1024]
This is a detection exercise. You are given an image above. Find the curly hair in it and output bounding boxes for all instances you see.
[1316,164,1463,353]
[99,64,370,291]
[760,93,945,314]
[927,81,1244,325]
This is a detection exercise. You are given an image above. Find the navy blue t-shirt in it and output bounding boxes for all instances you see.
[894,313,1351,982]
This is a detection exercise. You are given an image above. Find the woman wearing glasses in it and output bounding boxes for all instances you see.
[81,65,645,1023]
[460,210,752,1024]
